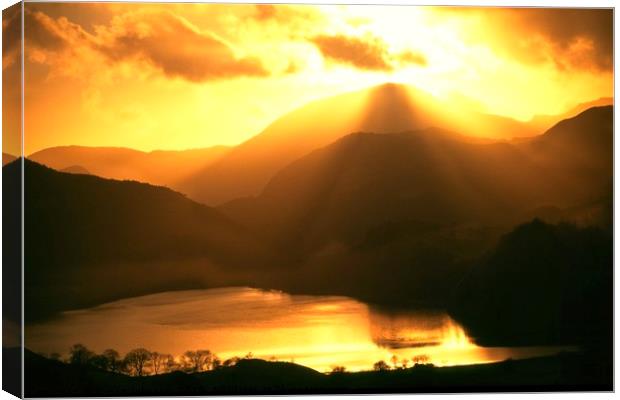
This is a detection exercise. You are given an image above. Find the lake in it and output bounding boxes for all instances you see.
[26,287,575,372]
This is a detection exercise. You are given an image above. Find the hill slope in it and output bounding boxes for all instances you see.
[222,107,612,256]
[179,83,541,205]
[450,219,612,348]
[28,145,230,191]
[218,107,611,305]
[11,159,278,321]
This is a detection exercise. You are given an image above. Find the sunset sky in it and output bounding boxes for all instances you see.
[2,4,613,154]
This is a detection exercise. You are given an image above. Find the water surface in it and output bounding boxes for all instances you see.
[26,287,574,372]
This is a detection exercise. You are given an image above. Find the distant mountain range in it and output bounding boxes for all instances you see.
[27,84,609,206]
[10,83,613,329]
[221,107,612,256]
[177,83,545,205]
[28,145,230,191]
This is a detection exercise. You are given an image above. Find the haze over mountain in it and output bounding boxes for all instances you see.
[177,83,601,205]
[217,106,612,304]
[179,84,608,205]
[28,145,230,190]
[221,106,612,255]
[10,159,278,321]
[528,97,613,133]
[10,105,613,321]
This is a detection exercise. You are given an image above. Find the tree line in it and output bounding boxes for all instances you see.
[41,344,433,376]
[41,344,251,376]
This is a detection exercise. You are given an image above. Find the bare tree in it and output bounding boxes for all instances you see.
[124,348,152,376]
[151,352,174,375]
[69,344,94,366]
[166,356,180,372]
[390,355,399,369]
[211,355,222,370]
[222,356,241,368]
[373,360,390,371]
[412,354,430,365]
[330,365,346,374]
[181,350,212,373]
[103,349,121,373]
[89,354,110,370]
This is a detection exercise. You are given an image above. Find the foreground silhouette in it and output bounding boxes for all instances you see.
[19,348,610,396]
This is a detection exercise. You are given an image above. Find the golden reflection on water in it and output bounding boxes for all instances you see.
[26,287,573,372]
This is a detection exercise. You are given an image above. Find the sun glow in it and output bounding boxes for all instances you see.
[9,4,611,155]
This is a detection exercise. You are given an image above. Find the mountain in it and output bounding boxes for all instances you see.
[60,165,90,174]
[221,106,612,255]
[28,145,230,191]
[9,159,279,321]
[217,107,612,305]
[2,152,17,166]
[221,129,542,253]
[520,106,613,226]
[178,83,541,205]
[529,97,613,132]
[450,219,612,347]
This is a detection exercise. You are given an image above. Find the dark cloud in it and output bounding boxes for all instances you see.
[451,7,613,71]
[514,8,612,71]
[312,34,392,71]
[95,11,268,82]
[2,4,22,69]
[312,34,427,72]
[20,8,269,82]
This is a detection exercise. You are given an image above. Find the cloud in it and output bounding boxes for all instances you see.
[450,7,613,72]
[22,8,269,82]
[93,11,268,82]
[515,8,612,71]
[311,34,427,71]
[2,4,22,70]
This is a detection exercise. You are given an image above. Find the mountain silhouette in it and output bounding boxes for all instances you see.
[451,219,612,348]
[10,159,279,321]
[221,106,612,256]
[529,97,613,132]
[178,83,544,205]
[60,165,90,174]
[28,145,230,191]
[215,107,611,305]
[2,152,17,166]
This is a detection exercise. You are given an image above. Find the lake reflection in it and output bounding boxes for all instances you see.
[26,287,573,372]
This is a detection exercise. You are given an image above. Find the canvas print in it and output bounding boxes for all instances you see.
[1,2,614,396]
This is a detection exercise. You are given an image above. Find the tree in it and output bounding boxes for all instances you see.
[390,355,399,369]
[124,348,152,376]
[211,356,222,370]
[331,365,346,374]
[89,354,110,370]
[401,358,410,369]
[69,344,94,366]
[373,360,390,371]
[103,349,121,373]
[412,354,430,365]
[181,350,212,373]
[151,352,173,375]
[166,356,180,372]
[222,356,240,368]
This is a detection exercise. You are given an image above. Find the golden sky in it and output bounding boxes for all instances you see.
[2,4,613,154]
